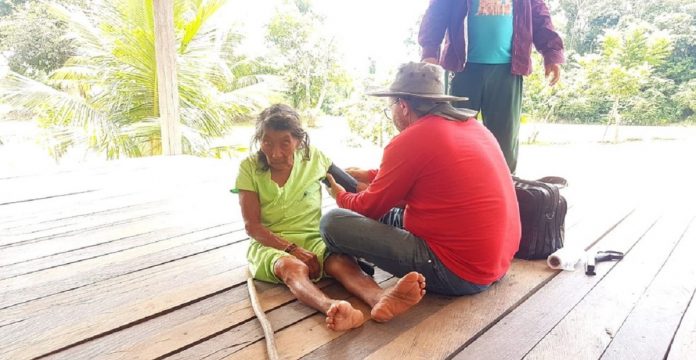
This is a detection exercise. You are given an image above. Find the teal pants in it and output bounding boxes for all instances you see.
[450,63,522,174]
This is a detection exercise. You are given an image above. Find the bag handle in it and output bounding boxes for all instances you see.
[537,176,568,189]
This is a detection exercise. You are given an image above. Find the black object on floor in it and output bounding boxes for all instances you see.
[585,250,624,275]
[357,258,375,277]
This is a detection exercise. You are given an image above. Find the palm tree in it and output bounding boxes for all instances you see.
[0,0,278,159]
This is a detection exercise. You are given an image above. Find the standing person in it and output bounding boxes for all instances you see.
[418,0,565,173]
[235,104,426,331]
[321,62,521,296]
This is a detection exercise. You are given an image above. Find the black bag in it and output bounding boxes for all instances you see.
[513,176,568,260]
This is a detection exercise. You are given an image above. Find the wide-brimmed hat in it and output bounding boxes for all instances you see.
[368,62,469,102]
[369,62,477,119]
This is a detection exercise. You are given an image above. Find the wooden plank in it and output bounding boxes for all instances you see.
[0,241,248,326]
[0,225,244,308]
[0,173,235,243]
[0,204,172,265]
[0,151,176,183]
[52,270,391,360]
[0,185,240,277]
[0,191,146,234]
[72,278,305,360]
[0,197,239,268]
[1,198,332,280]
[0,245,247,359]
[223,299,375,360]
[0,180,220,236]
[302,286,473,360]
[0,223,221,280]
[0,157,159,205]
[171,289,331,360]
[668,288,696,359]
[0,156,231,208]
[235,262,549,360]
[303,197,634,359]
[364,262,553,360]
[0,243,246,323]
[522,203,695,360]
[220,276,401,360]
[600,216,696,359]
[1,197,165,239]
[454,205,664,359]
[167,269,394,360]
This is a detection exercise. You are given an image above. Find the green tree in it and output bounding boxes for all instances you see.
[550,0,694,125]
[583,24,672,137]
[527,22,676,130]
[0,0,27,17]
[557,0,622,55]
[0,0,81,80]
[0,0,276,159]
[265,0,352,122]
[673,79,696,122]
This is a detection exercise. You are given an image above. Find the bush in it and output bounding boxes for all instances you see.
[0,1,76,80]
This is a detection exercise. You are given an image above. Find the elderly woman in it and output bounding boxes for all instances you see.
[235,104,426,331]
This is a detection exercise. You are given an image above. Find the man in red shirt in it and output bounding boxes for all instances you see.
[321,62,521,296]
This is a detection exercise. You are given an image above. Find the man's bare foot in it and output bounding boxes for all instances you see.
[326,300,365,331]
[371,272,426,322]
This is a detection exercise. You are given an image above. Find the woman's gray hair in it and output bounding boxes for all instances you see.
[252,104,310,171]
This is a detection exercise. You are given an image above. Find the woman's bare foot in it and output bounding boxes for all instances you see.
[371,272,426,322]
[326,300,365,331]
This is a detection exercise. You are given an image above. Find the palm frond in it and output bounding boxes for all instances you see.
[48,2,111,59]
[0,71,103,128]
[3,0,275,159]
[177,0,228,54]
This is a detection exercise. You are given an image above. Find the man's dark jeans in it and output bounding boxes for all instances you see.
[320,208,489,296]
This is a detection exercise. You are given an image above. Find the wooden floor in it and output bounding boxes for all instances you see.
[2,141,696,360]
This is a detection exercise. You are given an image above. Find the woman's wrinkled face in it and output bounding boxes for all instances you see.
[260,128,300,171]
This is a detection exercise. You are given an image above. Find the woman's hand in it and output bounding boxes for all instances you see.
[240,190,321,278]
[290,246,321,279]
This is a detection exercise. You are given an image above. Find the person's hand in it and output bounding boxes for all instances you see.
[355,182,368,192]
[545,63,561,86]
[344,167,370,192]
[422,57,438,65]
[290,246,321,279]
[345,167,371,183]
[325,173,345,199]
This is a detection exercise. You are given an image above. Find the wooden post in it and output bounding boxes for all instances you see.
[153,0,182,155]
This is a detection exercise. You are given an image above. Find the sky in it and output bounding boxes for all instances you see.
[222,0,431,74]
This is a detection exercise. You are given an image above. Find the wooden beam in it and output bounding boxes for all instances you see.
[152,0,182,155]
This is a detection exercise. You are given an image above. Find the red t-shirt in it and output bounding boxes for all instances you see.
[337,115,521,284]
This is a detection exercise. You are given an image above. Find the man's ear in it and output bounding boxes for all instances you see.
[400,101,411,118]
